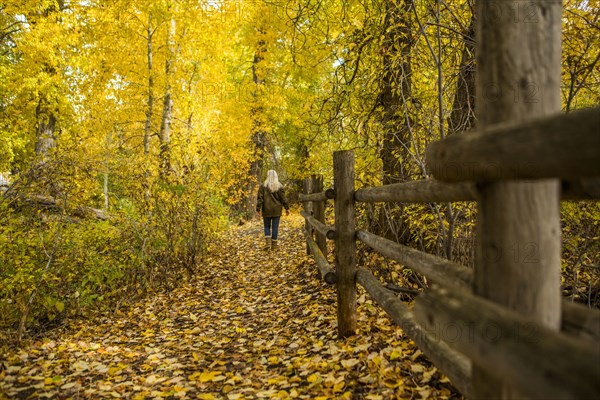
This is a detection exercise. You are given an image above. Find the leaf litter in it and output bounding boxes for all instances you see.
[0,214,462,399]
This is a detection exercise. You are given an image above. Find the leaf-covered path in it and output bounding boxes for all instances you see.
[1,215,460,399]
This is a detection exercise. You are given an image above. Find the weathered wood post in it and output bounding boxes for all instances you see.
[312,175,327,255]
[334,150,357,338]
[474,1,562,397]
[302,178,314,255]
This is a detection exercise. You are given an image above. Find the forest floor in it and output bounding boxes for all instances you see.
[0,214,461,399]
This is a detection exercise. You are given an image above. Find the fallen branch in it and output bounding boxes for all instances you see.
[385,283,421,296]
[5,194,110,221]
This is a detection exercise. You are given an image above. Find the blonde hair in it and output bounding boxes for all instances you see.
[264,170,282,192]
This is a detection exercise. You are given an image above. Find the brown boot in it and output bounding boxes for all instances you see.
[264,237,272,251]
[271,239,278,250]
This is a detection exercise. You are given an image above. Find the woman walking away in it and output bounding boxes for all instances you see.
[256,170,290,251]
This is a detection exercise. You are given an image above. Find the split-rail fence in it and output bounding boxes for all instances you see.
[299,2,600,398]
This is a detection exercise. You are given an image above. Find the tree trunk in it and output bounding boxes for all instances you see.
[144,13,154,155]
[159,15,176,177]
[380,0,413,184]
[31,1,67,159]
[35,97,56,157]
[447,15,475,136]
[245,35,267,220]
[376,0,414,243]
[444,12,476,261]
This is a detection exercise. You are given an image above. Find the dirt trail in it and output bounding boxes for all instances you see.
[0,215,460,399]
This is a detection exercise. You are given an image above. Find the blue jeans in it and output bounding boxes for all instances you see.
[263,216,281,240]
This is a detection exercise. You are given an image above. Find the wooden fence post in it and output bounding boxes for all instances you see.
[303,178,314,255]
[334,151,357,338]
[474,1,562,397]
[312,175,327,255]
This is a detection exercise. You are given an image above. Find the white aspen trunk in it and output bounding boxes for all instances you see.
[103,172,109,210]
[159,15,176,176]
[144,13,154,155]
[103,131,111,210]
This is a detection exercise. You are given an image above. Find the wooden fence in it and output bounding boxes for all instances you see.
[299,2,599,398]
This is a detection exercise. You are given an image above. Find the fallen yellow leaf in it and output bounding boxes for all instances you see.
[198,371,221,383]
[333,381,345,392]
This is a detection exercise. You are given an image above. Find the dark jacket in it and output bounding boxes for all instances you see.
[257,185,289,218]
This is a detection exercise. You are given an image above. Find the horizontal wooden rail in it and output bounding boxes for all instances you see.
[356,230,472,291]
[355,180,477,203]
[300,211,336,240]
[385,283,420,296]
[302,229,336,284]
[356,268,472,397]
[299,188,335,202]
[358,229,596,340]
[561,301,600,342]
[561,178,600,200]
[354,178,599,205]
[414,285,600,400]
[426,106,600,182]
[356,230,598,341]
